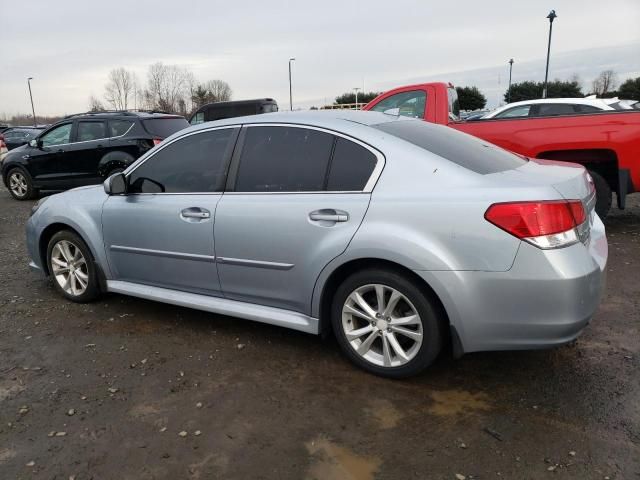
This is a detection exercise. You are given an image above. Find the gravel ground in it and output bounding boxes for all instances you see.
[0,183,638,480]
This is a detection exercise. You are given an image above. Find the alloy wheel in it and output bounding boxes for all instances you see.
[341,284,423,367]
[50,240,89,296]
[9,172,28,198]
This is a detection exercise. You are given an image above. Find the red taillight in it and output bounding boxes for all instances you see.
[0,135,5,148]
[485,200,586,248]
[153,138,163,146]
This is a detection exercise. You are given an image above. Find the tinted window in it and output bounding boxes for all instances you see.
[536,104,577,116]
[495,105,531,118]
[235,126,333,192]
[41,123,72,147]
[327,138,377,191]
[77,121,107,141]
[128,128,235,193]
[110,120,134,136]
[373,120,527,175]
[370,91,426,119]
[575,104,603,113]
[142,118,189,138]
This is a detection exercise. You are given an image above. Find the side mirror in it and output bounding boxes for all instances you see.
[29,139,39,148]
[104,172,127,195]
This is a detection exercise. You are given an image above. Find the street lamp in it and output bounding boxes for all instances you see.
[27,77,37,127]
[353,87,361,109]
[288,58,296,111]
[542,9,557,99]
[508,59,514,103]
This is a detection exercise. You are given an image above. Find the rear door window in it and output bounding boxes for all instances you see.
[234,126,334,192]
[77,121,107,142]
[142,118,189,138]
[535,104,577,116]
[327,138,378,191]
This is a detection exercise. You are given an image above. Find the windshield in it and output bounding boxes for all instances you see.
[142,117,189,138]
[373,119,527,174]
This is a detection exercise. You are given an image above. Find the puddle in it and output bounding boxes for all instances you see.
[365,399,404,429]
[305,437,381,480]
[428,389,491,416]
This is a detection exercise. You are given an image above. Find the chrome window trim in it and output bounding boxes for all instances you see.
[39,121,135,148]
[122,122,386,196]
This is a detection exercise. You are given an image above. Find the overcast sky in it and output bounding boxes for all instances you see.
[1,0,639,116]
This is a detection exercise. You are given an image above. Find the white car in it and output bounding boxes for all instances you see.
[483,97,628,119]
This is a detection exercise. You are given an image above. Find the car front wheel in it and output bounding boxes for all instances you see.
[331,269,443,378]
[7,168,36,200]
[47,231,101,303]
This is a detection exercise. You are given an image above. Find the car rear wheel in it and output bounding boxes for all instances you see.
[588,170,611,218]
[47,231,101,303]
[7,168,36,200]
[331,269,443,378]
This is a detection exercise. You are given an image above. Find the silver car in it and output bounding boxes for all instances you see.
[25,111,608,377]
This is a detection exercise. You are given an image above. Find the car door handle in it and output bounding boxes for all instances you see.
[180,208,211,220]
[309,209,349,223]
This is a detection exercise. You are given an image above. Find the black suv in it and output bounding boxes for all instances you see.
[1,111,189,200]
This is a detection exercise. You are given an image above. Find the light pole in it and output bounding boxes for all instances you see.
[288,58,295,111]
[353,87,361,109]
[508,59,514,103]
[542,9,557,99]
[27,77,37,126]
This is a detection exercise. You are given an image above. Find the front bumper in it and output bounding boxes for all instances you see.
[416,215,608,354]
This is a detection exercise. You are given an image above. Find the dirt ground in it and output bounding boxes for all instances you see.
[0,184,638,480]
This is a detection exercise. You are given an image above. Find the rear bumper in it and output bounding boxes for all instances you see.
[416,215,608,353]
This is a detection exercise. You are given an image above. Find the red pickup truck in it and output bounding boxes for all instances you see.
[364,82,640,217]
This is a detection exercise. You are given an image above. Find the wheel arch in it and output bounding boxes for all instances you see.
[314,257,453,349]
[97,150,136,178]
[536,148,619,192]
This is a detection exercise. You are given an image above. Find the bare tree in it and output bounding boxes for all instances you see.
[88,95,105,112]
[592,70,618,96]
[204,80,232,103]
[145,62,194,113]
[104,68,135,110]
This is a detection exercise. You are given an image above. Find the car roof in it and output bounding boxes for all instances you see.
[166,110,418,147]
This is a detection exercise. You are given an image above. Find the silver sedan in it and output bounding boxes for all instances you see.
[25,111,608,377]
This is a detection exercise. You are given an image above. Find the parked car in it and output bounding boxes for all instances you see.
[481,98,622,119]
[189,98,278,125]
[25,110,607,378]
[364,83,640,218]
[1,111,189,200]
[1,126,45,150]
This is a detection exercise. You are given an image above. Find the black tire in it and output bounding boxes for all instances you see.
[588,170,612,219]
[331,268,443,378]
[6,167,37,200]
[46,230,101,303]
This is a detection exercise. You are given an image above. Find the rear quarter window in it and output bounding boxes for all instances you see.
[373,120,527,175]
[142,117,189,138]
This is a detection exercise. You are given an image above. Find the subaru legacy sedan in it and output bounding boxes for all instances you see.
[25,111,607,377]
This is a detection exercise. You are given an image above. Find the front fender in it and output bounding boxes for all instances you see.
[28,186,111,277]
